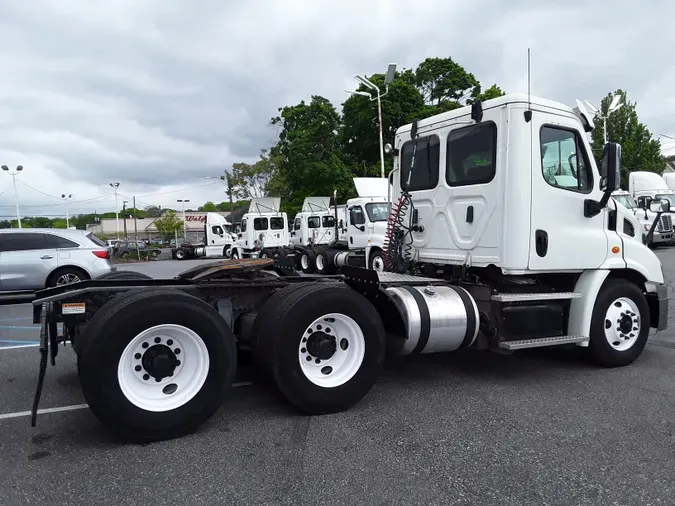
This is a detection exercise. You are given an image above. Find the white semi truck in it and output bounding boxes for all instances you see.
[26,93,669,443]
[172,212,237,260]
[229,197,290,259]
[627,171,675,245]
[610,190,671,247]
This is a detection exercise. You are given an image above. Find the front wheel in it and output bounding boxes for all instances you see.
[368,250,385,273]
[78,289,237,442]
[250,283,385,414]
[174,248,187,260]
[588,279,650,367]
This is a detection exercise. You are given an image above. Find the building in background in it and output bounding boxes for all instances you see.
[86,211,231,242]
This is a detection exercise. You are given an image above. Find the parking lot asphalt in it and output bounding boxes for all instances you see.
[2,254,675,505]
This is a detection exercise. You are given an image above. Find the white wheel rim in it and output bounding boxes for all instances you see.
[604,297,641,351]
[176,251,185,259]
[301,254,309,270]
[298,313,366,388]
[316,254,325,271]
[371,255,384,273]
[117,324,210,412]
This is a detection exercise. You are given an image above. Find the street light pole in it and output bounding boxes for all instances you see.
[177,199,190,239]
[585,94,623,144]
[1,164,24,228]
[346,64,397,179]
[61,193,72,228]
[109,182,120,239]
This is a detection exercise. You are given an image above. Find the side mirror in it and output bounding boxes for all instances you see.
[649,199,670,213]
[601,142,621,191]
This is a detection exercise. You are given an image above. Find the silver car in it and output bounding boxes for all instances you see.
[0,228,113,291]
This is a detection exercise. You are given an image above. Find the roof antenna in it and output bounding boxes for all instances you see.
[524,48,532,122]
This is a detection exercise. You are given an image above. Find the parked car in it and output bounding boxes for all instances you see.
[0,228,114,292]
[112,240,161,259]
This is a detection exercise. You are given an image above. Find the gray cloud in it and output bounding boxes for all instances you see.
[0,0,673,218]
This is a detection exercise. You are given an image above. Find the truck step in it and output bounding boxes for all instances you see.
[492,292,581,302]
[499,335,588,350]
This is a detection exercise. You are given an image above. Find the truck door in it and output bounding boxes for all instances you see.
[206,224,225,256]
[528,118,609,270]
[348,205,368,249]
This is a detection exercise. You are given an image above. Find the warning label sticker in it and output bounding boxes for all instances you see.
[62,302,86,315]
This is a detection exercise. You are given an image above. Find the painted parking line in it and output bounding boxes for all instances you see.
[0,325,38,330]
[0,339,39,345]
[0,317,33,321]
[0,344,40,350]
[0,382,254,421]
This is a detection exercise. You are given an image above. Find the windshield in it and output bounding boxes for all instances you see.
[655,194,675,206]
[365,203,390,222]
[613,195,636,209]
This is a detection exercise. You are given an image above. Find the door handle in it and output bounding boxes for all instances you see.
[466,206,474,223]
[40,255,54,260]
[535,230,548,257]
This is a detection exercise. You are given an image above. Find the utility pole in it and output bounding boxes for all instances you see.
[133,196,138,241]
[110,182,120,239]
[177,199,190,240]
[122,200,128,239]
[2,164,23,228]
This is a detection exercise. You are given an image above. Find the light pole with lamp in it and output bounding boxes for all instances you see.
[585,94,623,144]
[61,193,72,228]
[1,164,23,228]
[345,63,397,179]
[177,199,190,240]
[109,182,120,239]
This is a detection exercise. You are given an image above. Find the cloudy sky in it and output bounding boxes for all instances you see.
[0,0,673,220]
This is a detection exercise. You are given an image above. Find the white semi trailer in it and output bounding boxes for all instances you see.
[27,93,669,443]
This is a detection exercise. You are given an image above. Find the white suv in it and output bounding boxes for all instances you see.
[0,228,113,291]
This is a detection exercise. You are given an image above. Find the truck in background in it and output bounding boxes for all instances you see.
[230,198,290,259]
[627,171,675,246]
[611,190,670,247]
[172,213,237,260]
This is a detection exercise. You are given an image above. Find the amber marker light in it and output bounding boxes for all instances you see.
[612,246,620,254]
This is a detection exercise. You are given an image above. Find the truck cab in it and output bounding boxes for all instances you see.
[345,177,390,270]
[231,198,289,259]
[611,190,671,247]
[290,197,338,247]
[202,213,237,257]
[627,171,674,245]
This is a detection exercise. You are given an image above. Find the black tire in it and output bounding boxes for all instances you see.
[174,248,187,260]
[315,249,336,275]
[299,249,316,274]
[222,245,231,258]
[588,278,650,368]
[78,288,237,442]
[250,283,385,414]
[46,267,89,288]
[231,249,240,260]
[368,249,384,272]
[95,270,153,281]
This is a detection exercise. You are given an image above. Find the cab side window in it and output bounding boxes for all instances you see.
[540,126,593,193]
[349,206,366,226]
[400,135,440,191]
[253,218,268,230]
[446,121,497,186]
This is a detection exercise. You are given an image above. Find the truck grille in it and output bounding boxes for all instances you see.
[658,214,673,233]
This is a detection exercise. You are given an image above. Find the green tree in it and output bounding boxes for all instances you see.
[271,95,353,214]
[153,210,183,239]
[415,57,479,106]
[341,70,425,174]
[590,89,665,186]
[228,149,284,200]
[144,205,163,218]
[199,201,218,212]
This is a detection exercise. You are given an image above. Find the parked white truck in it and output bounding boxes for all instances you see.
[627,171,675,245]
[230,198,290,259]
[172,213,237,260]
[27,93,669,443]
[610,190,670,247]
